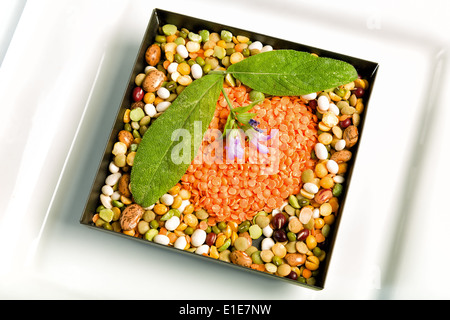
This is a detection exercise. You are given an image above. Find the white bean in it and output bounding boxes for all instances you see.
[317,95,330,111]
[176,45,189,59]
[156,101,171,112]
[301,92,317,100]
[335,139,346,151]
[145,66,156,74]
[153,234,170,246]
[165,216,180,231]
[248,41,263,51]
[312,208,321,219]
[262,225,273,238]
[100,194,112,209]
[108,161,119,173]
[160,193,174,206]
[271,208,281,215]
[157,87,170,100]
[191,229,207,247]
[105,172,121,186]
[261,237,275,251]
[333,175,345,184]
[101,184,114,196]
[191,63,203,79]
[111,191,121,201]
[144,103,157,117]
[174,236,187,250]
[260,45,273,53]
[178,199,191,214]
[167,62,178,74]
[171,71,181,82]
[303,182,319,194]
[143,204,155,210]
[195,244,210,255]
[326,159,339,174]
[329,103,340,116]
[314,143,328,160]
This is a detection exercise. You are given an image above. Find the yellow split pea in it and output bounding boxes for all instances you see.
[319,203,332,217]
[318,132,333,145]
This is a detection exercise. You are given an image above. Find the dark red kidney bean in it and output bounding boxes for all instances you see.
[286,271,298,280]
[354,87,365,98]
[206,232,217,246]
[132,87,144,102]
[273,229,287,242]
[297,229,309,241]
[272,213,287,229]
[340,117,352,129]
[308,99,318,109]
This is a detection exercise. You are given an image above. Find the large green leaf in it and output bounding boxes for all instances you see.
[227,50,358,96]
[130,73,224,207]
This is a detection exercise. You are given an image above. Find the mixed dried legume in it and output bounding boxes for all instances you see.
[92,23,369,286]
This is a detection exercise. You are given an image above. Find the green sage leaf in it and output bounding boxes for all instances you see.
[227,50,358,96]
[130,73,224,207]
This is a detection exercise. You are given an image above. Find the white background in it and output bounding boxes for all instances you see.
[1,0,449,299]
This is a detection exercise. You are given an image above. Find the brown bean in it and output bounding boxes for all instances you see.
[118,173,132,198]
[285,253,306,266]
[117,130,134,148]
[145,44,161,66]
[142,69,165,93]
[120,204,144,231]
[330,150,352,163]
[314,189,333,205]
[131,101,145,110]
[343,125,358,148]
[230,250,252,267]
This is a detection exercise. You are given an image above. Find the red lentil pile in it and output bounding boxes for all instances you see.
[181,85,318,224]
